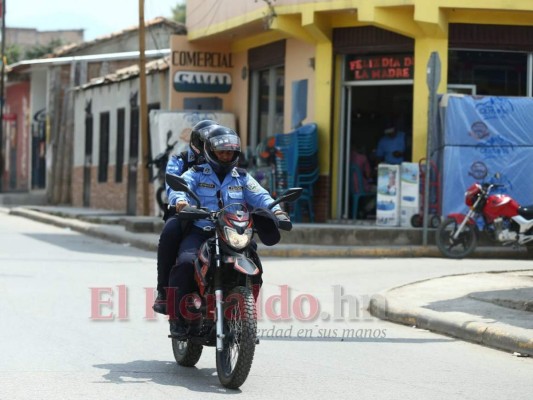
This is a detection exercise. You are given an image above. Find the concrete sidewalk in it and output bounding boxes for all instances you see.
[4,204,533,356]
[5,205,531,259]
[369,270,533,357]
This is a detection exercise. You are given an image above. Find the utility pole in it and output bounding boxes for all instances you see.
[0,0,6,193]
[138,0,150,215]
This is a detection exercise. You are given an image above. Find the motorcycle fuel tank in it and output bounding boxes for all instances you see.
[483,194,520,221]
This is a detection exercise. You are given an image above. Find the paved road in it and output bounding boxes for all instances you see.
[1,210,532,399]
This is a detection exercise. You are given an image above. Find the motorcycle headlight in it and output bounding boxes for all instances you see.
[223,226,252,249]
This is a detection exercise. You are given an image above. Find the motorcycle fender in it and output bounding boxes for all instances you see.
[447,213,475,225]
[224,254,260,276]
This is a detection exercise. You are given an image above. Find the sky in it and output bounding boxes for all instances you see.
[7,0,184,41]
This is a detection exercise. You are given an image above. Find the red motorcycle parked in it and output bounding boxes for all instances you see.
[436,182,533,258]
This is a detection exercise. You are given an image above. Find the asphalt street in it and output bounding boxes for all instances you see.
[1,209,532,399]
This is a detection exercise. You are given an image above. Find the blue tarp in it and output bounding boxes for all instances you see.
[437,95,533,216]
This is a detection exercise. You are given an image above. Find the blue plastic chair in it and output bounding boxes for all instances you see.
[350,164,375,219]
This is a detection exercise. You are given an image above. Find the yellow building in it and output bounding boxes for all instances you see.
[174,0,533,221]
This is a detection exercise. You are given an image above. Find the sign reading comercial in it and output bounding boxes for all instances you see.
[172,50,233,93]
[347,54,414,80]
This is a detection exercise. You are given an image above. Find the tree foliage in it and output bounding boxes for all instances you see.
[5,44,22,65]
[172,2,186,23]
[24,39,63,60]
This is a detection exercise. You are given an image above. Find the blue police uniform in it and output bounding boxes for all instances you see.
[166,149,196,206]
[174,163,282,229]
[167,164,280,320]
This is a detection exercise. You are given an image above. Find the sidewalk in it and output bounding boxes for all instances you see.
[4,204,533,356]
[369,271,533,357]
[5,205,531,258]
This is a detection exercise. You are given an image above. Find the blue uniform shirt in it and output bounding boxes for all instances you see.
[166,149,196,206]
[174,164,282,229]
[376,131,406,165]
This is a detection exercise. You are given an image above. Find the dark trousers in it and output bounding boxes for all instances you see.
[168,228,211,320]
[156,215,183,294]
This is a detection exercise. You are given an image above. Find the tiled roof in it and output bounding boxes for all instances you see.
[44,17,185,58]
[78,56,170,90]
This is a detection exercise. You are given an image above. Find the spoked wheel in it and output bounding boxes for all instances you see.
[216,286,257,389]
[436,217,477,259]
[172,338,203,367]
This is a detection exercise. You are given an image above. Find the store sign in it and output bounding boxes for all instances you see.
[348,55,414,80]
[173,71,232,93]
[172,51,233,68]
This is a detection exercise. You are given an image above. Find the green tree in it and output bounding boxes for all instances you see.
[24,39,63,60]
[5,44,22,65]
[172,2,186,23]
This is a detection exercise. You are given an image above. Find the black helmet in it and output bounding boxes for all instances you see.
[204,126,241,174]
[190,119,217,157]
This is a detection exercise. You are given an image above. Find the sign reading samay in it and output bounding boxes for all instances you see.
[348,54,414,80]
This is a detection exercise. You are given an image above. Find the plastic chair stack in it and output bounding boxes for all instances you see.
[273,132,298,196]
[350,164,374,219]
[275,123,319,222]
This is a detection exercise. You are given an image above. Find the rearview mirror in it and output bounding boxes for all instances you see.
[268,187,303,209]
[165,173,201,207]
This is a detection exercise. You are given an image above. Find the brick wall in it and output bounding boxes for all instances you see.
[313,175,330,222]
[72,165,332,219]
[72,164,157,214]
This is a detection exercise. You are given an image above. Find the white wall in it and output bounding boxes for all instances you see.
[73,70,168,169]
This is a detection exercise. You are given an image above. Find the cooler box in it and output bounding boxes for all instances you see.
[376,164,400,226]
[400,162,420,227]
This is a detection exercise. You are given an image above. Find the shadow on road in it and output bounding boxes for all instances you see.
[93,359,240,393]
[23,233,152,257]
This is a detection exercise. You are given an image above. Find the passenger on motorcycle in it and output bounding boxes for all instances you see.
[168,126,288,338]
[152,119,218,314]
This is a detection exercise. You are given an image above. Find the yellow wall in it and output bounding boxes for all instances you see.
[186,0,533,218]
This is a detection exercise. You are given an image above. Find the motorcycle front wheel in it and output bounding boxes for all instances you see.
[436,217,477,259]
[216,286,257,389]
[172,339,203,367]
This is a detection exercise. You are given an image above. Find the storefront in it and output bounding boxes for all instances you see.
[333,24,533,220]
[178,2,533,222]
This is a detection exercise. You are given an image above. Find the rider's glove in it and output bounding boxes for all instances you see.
[175,201,189,213]
[274,210,290,221]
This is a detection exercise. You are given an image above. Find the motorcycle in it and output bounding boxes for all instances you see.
[436,182,533,259]
[147,130,177,214]
[165,173,302,389]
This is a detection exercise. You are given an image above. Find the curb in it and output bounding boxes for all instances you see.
[369,292,533,357]
[9,207,159,252]
[7,206,530,259]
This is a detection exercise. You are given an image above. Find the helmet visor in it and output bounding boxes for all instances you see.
[207,134,241,152]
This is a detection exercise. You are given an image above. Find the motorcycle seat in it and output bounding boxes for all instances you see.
[518,206,533,220]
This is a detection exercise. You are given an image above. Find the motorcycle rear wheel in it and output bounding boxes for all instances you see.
[216,286,257,389]
[436,217,477,259]
[155,186,167,213]
[172,339,203,367]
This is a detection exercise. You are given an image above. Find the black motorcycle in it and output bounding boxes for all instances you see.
[165,173,301,389]
[147,131,177,213]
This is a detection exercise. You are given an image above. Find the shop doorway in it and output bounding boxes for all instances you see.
[338,83,413,220]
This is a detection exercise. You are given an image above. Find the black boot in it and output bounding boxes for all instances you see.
[169,318,188,339]
[152,290,167,315]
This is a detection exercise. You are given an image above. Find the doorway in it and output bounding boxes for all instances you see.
[338,83,413,220]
